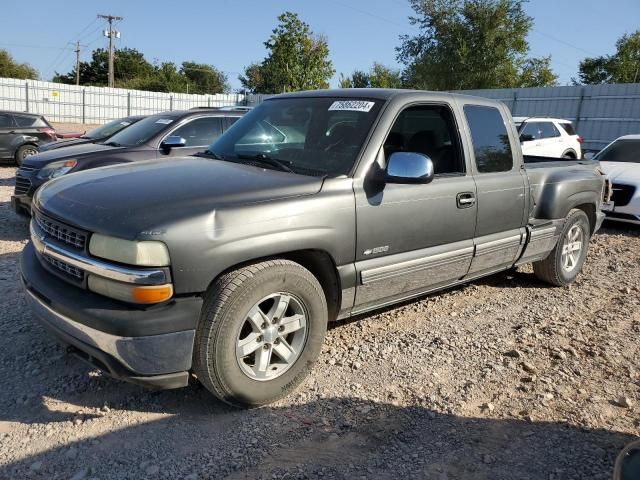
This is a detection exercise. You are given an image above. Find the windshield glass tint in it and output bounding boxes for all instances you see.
[105,115,175,146]
[87,118,136,139]
[596,139,640,163]
[208,97,383,176]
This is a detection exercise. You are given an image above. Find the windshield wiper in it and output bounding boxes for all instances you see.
[193,150,225,160]
[236,153,294,173]
[103,141,121,147]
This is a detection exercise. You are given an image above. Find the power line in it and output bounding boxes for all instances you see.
[530,29,598,57]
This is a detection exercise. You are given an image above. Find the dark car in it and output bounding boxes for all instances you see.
[39,115,145,152]
[0,110,57,165]
[11,108,245,215]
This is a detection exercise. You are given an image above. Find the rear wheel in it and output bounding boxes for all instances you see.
[15,145,38,166]
[193,259,328,407]
[533,209,590,286]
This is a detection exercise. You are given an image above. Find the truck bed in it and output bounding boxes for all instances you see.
[523,155,599,169]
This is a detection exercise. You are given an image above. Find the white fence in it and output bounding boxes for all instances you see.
[0,77,267,124]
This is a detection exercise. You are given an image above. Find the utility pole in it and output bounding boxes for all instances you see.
[74,41,81,86]
[98,14,123,88]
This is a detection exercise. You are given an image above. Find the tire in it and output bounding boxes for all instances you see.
[562,150,576,159]
[15,145,38,166]
[193,259,328,407]
[533,209,591,286]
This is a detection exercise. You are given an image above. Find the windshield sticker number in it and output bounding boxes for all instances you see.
[328,101,375,113]
[155,119,173,124]
[120,121,131,126]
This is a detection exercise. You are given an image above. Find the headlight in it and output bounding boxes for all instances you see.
[37,159,77,179]
[89,233,171,266]
[88,275,173,304]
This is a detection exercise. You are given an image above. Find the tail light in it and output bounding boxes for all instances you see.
[577,136,583,144]
[38,127,57,140]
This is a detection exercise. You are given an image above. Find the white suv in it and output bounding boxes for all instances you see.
[514,117,582,159]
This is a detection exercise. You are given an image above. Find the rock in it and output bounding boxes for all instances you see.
[616,397,634,408]
[30,461,43,471]
[522,362,537,374]
[504,349,521,358]
[481,402,495,412]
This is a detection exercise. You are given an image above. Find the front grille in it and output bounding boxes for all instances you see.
[18,165,37,172]
[611,183,636,207]
[42,254,84,281]
[14,175,31,195]
[34,211,87,250]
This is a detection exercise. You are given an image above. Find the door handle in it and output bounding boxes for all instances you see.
[456,192,476,208]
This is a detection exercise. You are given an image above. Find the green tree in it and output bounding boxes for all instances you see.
[340,63,403,88]
[181,62,228,94]
[397,0,558,90]
[576,31,640,84]
[239,12,334,93]
[53,48,154,87]
[0,49,38,80]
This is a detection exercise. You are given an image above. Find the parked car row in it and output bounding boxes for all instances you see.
[10,108,246,215]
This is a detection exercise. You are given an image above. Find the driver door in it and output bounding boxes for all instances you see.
[352,103,477,312]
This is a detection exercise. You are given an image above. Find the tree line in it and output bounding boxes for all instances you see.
[1,0,639,93]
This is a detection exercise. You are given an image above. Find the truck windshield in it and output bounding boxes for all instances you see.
[207,97,383,176]
[84,117,137,140]
[595,139,640,163]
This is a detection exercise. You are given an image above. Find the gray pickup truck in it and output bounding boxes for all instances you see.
[21,89,608,407]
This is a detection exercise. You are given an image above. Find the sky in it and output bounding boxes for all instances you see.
[1,0,639,91]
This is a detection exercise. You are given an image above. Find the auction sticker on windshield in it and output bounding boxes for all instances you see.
[328,100,375,112]
[155,119,173,124]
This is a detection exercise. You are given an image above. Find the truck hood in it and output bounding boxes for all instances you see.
[34,157,324,238]
[600,161,640,185]
[22,143,122,169]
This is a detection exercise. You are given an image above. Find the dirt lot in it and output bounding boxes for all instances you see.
[0,166,638,480]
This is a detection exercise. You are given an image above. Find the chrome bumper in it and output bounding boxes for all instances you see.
[26,288,195,376]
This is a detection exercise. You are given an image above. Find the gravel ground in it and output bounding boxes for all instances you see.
[0,166,638,480]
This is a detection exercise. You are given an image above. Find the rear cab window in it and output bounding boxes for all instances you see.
[13,115,47,127]
[463,105,514,173]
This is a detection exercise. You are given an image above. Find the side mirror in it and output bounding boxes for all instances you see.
[384,152,434,184]
[161,135,186,152]
[520,134,535,143]
[614,440,640,480]
[583,151,595,160]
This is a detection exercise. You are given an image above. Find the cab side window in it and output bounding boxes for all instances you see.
[170,117,223,147]
[464,105,513,173]
[382,105,464,175]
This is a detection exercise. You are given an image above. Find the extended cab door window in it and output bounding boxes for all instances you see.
[464,105,513,173]
[463,104,526,273]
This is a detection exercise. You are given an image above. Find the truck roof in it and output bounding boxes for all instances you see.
[267,88,501,104]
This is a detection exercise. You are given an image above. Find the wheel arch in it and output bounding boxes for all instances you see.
[572,203,597,234]
[205,249,342,322]
[561,149,577,159]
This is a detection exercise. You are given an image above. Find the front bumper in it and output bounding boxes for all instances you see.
[21,242,203,389]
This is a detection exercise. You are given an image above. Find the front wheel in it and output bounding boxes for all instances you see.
[533,209,591,286]
[193,259,328,407]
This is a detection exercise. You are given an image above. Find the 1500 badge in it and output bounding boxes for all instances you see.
[363,245,389,256]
